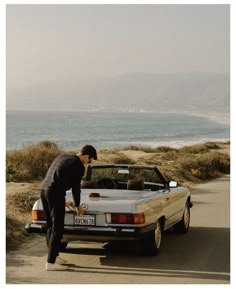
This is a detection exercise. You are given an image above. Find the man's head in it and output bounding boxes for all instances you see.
[78,144,97,165]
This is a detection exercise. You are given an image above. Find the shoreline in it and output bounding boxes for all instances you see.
[106,138,230,150]
[6,138,230,151]
[6,110,230,151]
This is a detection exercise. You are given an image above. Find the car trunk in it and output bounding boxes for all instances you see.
[64,189,157,226]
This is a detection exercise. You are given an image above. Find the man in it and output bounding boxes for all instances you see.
[40,144,97,271]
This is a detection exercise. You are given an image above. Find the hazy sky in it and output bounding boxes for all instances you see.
[7,4,229,91]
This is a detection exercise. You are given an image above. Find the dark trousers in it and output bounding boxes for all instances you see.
[40,189,65,263]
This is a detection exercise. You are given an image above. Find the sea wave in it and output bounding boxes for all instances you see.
[105,138,230,149]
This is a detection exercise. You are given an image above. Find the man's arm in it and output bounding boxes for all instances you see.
[71,184,86,215]
[71,183,81,207]
[70,159,86,215]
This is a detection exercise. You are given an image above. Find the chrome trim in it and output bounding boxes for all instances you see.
[32,221,45,224]
[121,228,135,232]
[30,223,45,228]
[64,226,117,232]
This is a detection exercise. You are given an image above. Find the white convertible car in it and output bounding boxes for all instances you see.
[25,164,192,255]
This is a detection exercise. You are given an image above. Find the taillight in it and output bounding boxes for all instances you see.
[89,192,100,198]
[32,210,46,221]
[109,213,145,224]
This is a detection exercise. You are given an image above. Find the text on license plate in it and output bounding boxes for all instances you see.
[74,215,96,226]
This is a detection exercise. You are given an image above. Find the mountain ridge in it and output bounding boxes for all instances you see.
[7,72,230,113]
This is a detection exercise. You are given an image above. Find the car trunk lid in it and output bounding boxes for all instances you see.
[64,189,157,226]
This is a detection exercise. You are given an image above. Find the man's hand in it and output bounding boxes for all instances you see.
[76,205,86,216]
[65,202,85,215]
[65,201,73,209]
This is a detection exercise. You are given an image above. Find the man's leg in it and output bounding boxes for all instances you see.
[47,196,65,264]
[40,191,53,248]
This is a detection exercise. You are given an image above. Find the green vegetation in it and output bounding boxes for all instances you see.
[6,140,230,185]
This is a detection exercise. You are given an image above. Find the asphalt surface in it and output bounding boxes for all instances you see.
[6,175,230,284]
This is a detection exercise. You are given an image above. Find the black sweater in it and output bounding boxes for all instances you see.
[41,154,85,207]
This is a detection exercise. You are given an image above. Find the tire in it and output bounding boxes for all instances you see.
[139,220,162,256]
[173,202,190,234]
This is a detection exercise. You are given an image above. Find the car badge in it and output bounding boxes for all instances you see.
[81,203,89,210]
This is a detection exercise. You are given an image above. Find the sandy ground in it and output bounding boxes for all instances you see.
[6,182,39,195]
[6,182,41,249]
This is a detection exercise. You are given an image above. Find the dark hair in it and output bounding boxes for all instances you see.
[81,144,97,160]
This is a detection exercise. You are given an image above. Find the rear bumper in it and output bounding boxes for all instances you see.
[25,222,156,241]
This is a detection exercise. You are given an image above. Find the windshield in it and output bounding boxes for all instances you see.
[84,166,166,191]
[91,167,162,182]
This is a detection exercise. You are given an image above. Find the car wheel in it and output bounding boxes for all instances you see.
[139,220,162,256]
[173,202,190,234]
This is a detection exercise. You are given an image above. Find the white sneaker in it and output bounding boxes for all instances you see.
[45,262,68,271]
[56,256,68,265]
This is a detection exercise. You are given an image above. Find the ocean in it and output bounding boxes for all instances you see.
[6,111,230,151]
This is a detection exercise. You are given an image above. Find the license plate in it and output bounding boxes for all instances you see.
[74,215,96,226]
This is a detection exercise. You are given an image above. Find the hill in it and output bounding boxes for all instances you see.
[7,72,229,113]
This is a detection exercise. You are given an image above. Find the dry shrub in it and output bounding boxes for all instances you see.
[160,165,200,185]
[112,145,158,153]
[155,146,178,153]
[7,191,39,213]
[6,217,27,250]
[97,149,119,164]
[113,145,178,154]
[179,144,210,154]
[204,142,221,149]
[6,190,40,250]
[161,150,179,161]
[180,142,221,154]
[112,153,135,164]
[6,141,230,184]
[138,154,162,166]
[6,141,62,182]
[180,152,230,180]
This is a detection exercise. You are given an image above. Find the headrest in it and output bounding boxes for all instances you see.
[81,180,97,189]
[127,179,144,191]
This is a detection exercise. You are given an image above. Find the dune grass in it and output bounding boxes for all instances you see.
[6,140,230,185]
[6,141,63,182]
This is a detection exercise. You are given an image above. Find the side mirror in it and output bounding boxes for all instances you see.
[169,181,178,188]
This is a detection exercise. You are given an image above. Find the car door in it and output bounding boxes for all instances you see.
[163,184,188,229]
[153,167,185,229]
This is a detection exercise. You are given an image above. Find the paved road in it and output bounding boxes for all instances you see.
[6,175,230,284]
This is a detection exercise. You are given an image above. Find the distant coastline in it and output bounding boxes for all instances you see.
[6,110,230,151]
[6,108,230,122]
